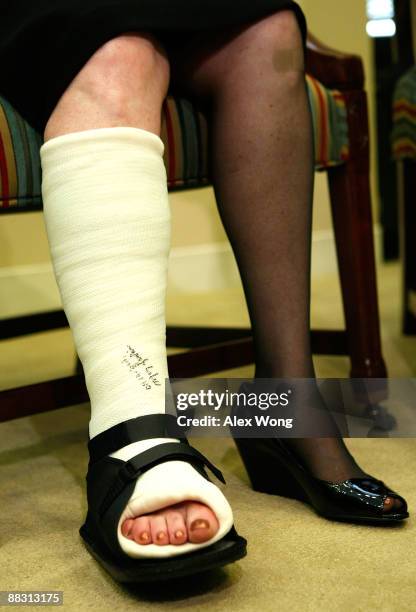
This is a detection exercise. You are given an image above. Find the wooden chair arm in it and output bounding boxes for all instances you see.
[306,32,365,90]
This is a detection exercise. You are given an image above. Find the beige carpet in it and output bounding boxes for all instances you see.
[1,263,415,611]
[1,408,414,611]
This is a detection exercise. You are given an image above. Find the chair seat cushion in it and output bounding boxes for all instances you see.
[0,75,349,211]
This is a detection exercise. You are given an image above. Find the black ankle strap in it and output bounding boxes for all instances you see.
[88,414,185,463]
[121,442,225,484]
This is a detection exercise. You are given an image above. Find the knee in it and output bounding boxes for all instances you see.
[44,32,170,139]
[74,32,171,107]
[258,9,304,52]
[226,10,305,84]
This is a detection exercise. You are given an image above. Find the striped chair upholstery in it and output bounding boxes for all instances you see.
[0,74,349,210]
[392,65,416,334]
[392,66,416,160]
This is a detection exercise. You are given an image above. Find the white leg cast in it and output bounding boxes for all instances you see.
[40,127,233,559]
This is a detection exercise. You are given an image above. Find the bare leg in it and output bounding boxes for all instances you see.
[43,32,219,544]
[167,11,401,511]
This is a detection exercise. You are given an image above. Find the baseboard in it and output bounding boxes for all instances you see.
[310,224,383,280]
[167,242,241,292]
[0,263,62,318]
[0,225,384,317]
[167,224,384,292]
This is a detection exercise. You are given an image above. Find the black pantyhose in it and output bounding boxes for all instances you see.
[167,18,403,512]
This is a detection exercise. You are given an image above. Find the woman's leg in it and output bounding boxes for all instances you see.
[42,32,224,549]
[167,11,401,510]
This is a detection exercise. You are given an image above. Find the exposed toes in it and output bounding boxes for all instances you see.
[165,509,187,545]
[122,501,219,547]
[121,518,134,539]
[186,501,219,544]
[150,514,169,546]
[383,496,404,513]
[130,516,152,544]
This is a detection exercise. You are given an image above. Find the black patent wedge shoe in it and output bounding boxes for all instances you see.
[234,437,409,524]
[80,413,246,583]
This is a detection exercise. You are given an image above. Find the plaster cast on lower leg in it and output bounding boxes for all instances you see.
[41,128,172,435]
[40,127,233,558]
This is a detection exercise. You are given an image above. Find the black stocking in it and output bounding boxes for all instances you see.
[166,15,401,510]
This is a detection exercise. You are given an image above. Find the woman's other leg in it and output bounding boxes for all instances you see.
[167,12,402,510]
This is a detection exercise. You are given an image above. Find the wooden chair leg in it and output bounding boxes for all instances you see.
[327,89,387,380]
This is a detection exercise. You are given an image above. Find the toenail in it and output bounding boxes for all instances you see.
[139,531,149,543]
[156,531,166,541]
[175,529,184,539]
[190,519,209,531]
